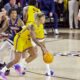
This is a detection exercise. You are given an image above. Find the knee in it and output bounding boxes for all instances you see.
[31,52,37,59]
[33,53,37,58]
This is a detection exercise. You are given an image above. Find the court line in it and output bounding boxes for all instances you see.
[27,70,76,80]
[1,38,79,79]
[8,70,76,80]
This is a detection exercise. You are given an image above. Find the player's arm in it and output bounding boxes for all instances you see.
[18,19,24,28]
[28,25,47,53]
[0,19,9,33]
[23,6,28,23]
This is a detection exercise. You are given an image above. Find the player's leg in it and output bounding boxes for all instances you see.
[0,52,21,79]
[25,47,37,63]
[0,40,12,69]
[15,40,38,73]
[14,47,37,75]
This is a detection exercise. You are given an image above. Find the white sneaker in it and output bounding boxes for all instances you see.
[45,70,54,76]
[14,64,26,75]
[54,29,59,35]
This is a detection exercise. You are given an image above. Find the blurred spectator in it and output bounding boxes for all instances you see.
[54,0,64,18]
[0,8,24,40]
[3,0,9,5]
[4,0,18,13]
[38,0,59,34]
[68,0,79,29]
[17,2,23,18]
[26,0,29,6]
[0,0,3,11]
[16,0,27,7]
[0,8,8,28]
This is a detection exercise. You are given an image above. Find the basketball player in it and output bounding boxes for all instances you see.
[0,12,48,80]
[23,0,53,76]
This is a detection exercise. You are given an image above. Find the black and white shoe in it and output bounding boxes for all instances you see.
[0,63,10,76]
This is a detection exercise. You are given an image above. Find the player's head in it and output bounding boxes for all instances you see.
[34,12,45,24]
[28,0,36,6]
[9,8,18,20]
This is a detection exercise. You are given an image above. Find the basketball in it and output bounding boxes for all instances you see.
[43,52,54,64]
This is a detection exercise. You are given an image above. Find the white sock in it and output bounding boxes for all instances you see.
[1,66,8,73]
[19,58,27,68]
[46,64,50,75]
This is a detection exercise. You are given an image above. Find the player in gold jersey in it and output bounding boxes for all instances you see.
[0,12,48,80]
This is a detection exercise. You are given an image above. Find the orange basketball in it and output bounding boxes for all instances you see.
[43,52,54,64]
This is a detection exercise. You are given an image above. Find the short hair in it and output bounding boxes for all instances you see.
[34,12,45,20]
[8,8,17,16]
